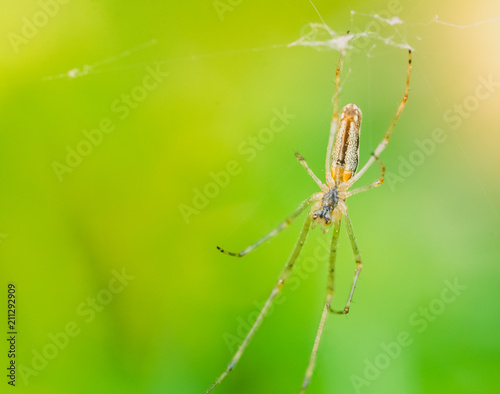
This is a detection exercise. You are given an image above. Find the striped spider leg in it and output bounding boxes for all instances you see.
[207,49,412,394]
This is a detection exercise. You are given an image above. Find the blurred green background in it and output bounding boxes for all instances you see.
[1,0,499,393]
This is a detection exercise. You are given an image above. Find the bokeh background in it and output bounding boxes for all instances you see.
[1,0,499,393]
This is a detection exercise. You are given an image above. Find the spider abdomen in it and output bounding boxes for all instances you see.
[331,104,361,183]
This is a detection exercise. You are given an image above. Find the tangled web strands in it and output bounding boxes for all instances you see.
[288,22,413,52]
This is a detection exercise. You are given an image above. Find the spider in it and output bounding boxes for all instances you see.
[206,48,412,393]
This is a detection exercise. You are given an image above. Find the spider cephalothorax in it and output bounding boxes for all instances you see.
[311,188,339,229]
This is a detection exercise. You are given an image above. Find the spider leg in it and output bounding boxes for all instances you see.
[325,46,345,186]
[217,194,321,257]
[347,155,385,197]
[300,217,341,393]
[350,49,412,184]
[206,215,313,393]
[330,208,362,314]
[295,153,328,191]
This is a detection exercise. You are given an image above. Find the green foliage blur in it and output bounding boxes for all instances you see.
[1,1,499,393]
